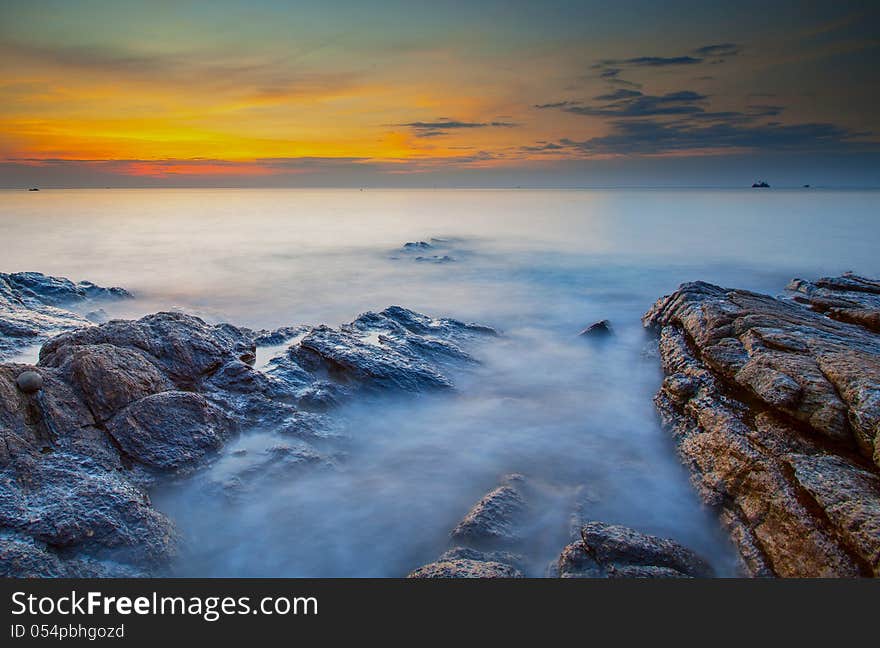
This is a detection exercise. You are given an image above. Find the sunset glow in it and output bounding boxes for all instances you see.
[1,0,878,186]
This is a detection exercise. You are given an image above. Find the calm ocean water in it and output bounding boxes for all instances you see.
[2,188,877,576]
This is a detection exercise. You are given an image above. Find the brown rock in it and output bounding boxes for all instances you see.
[407,559,523,578]
[644,276,880,577]
[450,474,527,546]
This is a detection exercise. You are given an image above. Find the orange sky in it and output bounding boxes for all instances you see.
[1,1,877,186]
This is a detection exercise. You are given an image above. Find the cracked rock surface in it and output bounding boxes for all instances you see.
[643,275,880,577]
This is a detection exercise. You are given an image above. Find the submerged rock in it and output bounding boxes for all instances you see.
[415,255,455,264]
[643,275,880,577]
[392,239,461,264]
[552,522,713,578]
[402,241,433,251]
[450,474,528,546]
[408,475,529,578]
[578,319,613,338]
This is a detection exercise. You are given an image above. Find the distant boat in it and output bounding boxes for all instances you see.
[803,184,811,188]
[751,181,770,188]
[28,187,40,191]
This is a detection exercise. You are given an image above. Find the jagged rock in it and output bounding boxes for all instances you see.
[0,532,143,577]
[451,474,527,546]
[552,522,713,578]
[40,312,257,389]
[2,272,130,307]
[0,453,176,568]
[436,546,526,571]
[787,273,880,332]
[643,276,880,577]
[0,272,130,361]
[1,295,496,577]
[551,541,604,578]
[409,475,531,578]
[579,319,613,337]
[284,306,495,394]
[407,558,523,578]
[0,311,258,575]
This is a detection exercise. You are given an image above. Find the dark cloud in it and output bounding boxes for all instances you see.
[597,68,641,88]
[519,142,566,152]
[397,120,516,137]
[557,119,873,155]
[590,44,743,89]
[543,90,708,118]
[691,43,741,58]
[593,89,642,101]
[533,100,581,109]
[598,55,702,67]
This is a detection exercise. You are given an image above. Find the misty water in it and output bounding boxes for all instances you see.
[2,188,878,577]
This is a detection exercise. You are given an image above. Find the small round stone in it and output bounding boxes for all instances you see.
[16,370,43,394]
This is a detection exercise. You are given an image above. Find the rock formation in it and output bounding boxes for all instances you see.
[643,275,880,577]
[551,522,714,578]
[0,272,130,360]
[0,275,495,577]
[408,475,528,578]
[579,319,613,338]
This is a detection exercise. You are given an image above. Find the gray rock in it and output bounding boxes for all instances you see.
[1,292,498,577]
[106,392,233,472]
[15,370,43,394]
[579,319,613,337]
[552,522,712,578]
[581,522,714,577]
[0,272,130,361]
[286,306,495,394]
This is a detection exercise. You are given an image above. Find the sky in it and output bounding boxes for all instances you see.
[1,0,878,187]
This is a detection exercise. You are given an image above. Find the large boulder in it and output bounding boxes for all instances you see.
[40,312,256,389]
[0,311,260,575]
[643,275,880,577]
[105,392,232,472]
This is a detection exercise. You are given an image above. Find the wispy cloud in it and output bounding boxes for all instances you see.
[691,43,741,58]
[546,119,874,155]
[396,119,517,137]
[537,90,708,118]
[596,55,702,67]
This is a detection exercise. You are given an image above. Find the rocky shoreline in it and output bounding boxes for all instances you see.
[0,273,496,576]
[643,273,880,577]
[2,270,878,577]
